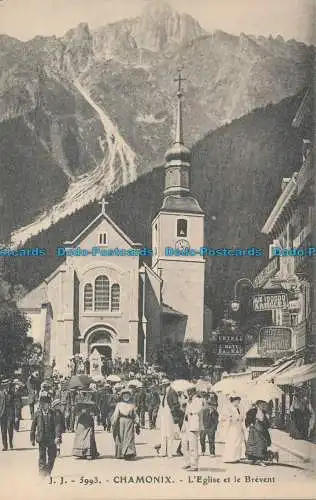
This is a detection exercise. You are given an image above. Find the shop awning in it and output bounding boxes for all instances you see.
[254,357,299,383]
[274,362,316,386]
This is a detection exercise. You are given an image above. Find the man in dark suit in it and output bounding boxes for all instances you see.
[146,385,160,429]
[135,386,147,428]
[0,379,15,451]
[200,395,219,456]
[30,394,61,477]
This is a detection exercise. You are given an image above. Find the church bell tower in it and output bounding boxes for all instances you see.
[151,70,205,343]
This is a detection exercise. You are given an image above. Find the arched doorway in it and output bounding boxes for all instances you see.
[85,327,115,376]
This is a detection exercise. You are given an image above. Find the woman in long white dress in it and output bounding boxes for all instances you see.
[155,380,179,457]
[222,396,245,463]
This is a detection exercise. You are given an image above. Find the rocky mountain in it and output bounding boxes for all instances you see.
[0,0,312,242]
[4,93,306,318]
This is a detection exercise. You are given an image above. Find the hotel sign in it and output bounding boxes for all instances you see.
[217,335,244,357]
[253,292,288,311]
[258,327,292,355]
[254,256,280,288]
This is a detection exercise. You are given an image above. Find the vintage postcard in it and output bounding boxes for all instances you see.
[0,0,315,499]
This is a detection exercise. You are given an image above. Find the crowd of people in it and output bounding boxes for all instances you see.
[0,369,281,478]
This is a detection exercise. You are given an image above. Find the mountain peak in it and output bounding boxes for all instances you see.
[135,0,206,52]
[142,0,173,17]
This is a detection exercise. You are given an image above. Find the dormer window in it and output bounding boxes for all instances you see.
[98,232,107,245]
[177,219,187,237]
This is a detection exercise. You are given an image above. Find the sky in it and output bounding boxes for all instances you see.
[0,0,314,43]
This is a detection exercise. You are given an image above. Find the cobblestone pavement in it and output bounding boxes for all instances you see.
[1,420,315,500]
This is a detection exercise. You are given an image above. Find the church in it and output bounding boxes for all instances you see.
[18,74,212,375]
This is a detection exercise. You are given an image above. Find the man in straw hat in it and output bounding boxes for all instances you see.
[30,393,62,477]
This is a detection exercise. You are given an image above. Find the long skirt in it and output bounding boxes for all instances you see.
[114,416,136,459]
[222,423,244,463]
[246,421,271,460]
[72,425,98,459]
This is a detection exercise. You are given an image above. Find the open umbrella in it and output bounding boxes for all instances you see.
[106,374,121,383]
[128,379,143,388]
[247,382,284,403]
[68,375,94,390]
[171,379,193,392]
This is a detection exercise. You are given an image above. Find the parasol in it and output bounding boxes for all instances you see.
[128,379,143,388]
[171,379,193,392]
[106,374,121,383]
[68,375,94,390]
[247,382,284,403]
[211,377,254,395]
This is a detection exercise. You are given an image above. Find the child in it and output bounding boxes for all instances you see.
[30,394,61,477]
[200,395,219,456]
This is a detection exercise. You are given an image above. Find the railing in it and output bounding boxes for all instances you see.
[296,155,313,196]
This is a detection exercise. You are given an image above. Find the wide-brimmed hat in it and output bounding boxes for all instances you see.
[255,399,268,406]
[230,396,241,402]
[161,378,170,385]
[120,388,133,397]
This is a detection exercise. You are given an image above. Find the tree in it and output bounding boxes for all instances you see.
[152,341,206,379]
[0,302,31,377]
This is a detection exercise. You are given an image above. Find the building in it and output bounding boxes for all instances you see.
[18,74,212,375]
[248,88,315,434]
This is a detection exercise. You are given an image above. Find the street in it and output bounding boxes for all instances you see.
[1,417,315,500]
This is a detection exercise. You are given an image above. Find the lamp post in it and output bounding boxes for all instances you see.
[231,277,255,312]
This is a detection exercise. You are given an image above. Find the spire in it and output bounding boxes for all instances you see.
[160,70,203,213]
[174,68,186,145]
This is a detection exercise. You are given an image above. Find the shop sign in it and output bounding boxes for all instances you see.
[253,293,288,311]
[258,327,292,355]
[254,256,279,288]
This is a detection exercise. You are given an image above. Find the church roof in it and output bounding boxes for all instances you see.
[160,195,203,214]
[64,209,141,248]
[18,282,48,310]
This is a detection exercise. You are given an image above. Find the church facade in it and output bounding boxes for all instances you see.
[18,74,212,375]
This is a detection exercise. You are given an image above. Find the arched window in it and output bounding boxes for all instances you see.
[84,283,93,311]
[177,219,187,237]
[111,284,120,312]
[94,275,110,311]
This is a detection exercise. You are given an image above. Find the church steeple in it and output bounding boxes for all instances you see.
[161,70,202,213]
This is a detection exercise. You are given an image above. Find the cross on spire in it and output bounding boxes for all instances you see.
[174,68,186,96]
[99,197,109,214]
[173,69,185,144]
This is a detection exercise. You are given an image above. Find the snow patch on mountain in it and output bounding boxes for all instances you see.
[11,80,138,246]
